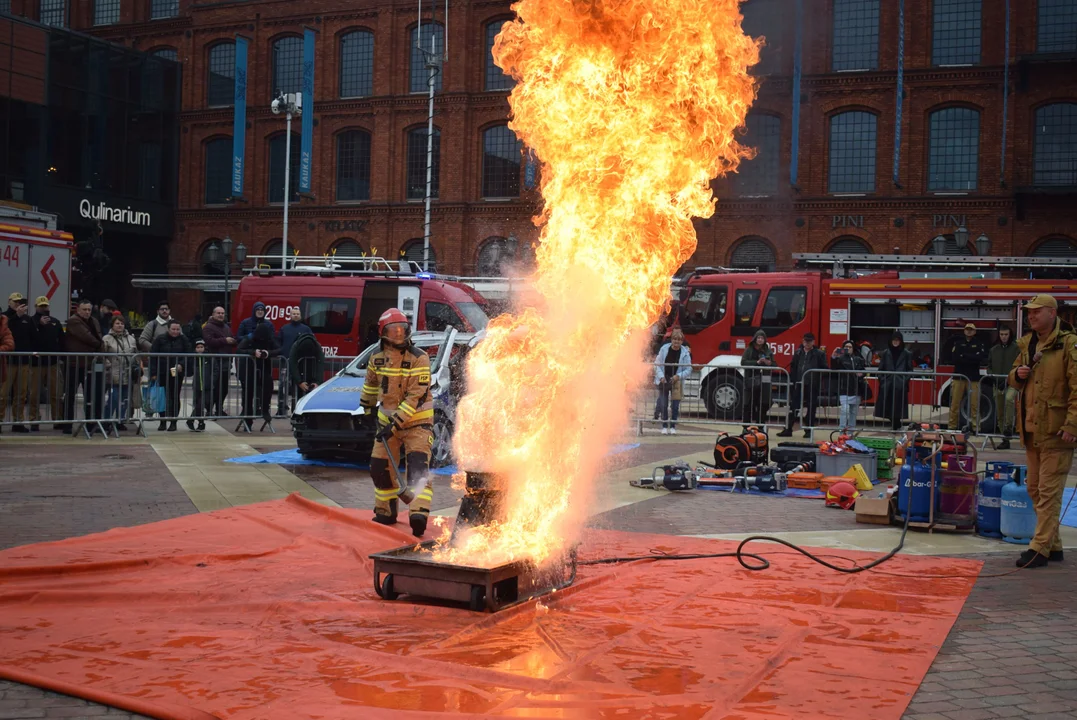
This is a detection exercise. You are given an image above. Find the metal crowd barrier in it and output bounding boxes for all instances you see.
[795,367,1006,437]
[0,351,354,439]
[634,363,791,435]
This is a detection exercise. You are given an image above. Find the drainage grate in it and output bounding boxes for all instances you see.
[101,454,135,460]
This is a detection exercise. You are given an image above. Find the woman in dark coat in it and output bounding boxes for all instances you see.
[740,329,775,426]
[237,322,280,430]
[150,320,192,432]
[874,330,915,430]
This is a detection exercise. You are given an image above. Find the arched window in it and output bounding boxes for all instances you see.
[268,133,301,203]
[1034,103,1077,187]
[926,235,974,256]
[829,111,877,193]
[39,0,66,27]
[401,239,437,271]
[207,42,236,107]
[734,114,781,196]
[482,125,522,198]
[142,48,178,111]
[476,236,531,276]
[261,240,285,269]
[485,20,514,91]
[740,0,783,75]
[406,127,440,200]
[204,137,232,205]
[150,0,178,20]
[410,24,444,93]
[730,237,776,271]
[272,36,303,96]
[152,47,177,62]
[336,130,372,202]
[340,30,374,98]
[928,107,980,191]
[832,0,879,71]
[828,237,872,253]
[331,239,365,259]
[1032,236,1077,257]
[932,0,981,66]
[1038,0,1077,53]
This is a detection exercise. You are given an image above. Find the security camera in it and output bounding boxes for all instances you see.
[271,97,282,115]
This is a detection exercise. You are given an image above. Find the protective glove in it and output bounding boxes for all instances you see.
[375,422,396,442]
[358,410,378,431]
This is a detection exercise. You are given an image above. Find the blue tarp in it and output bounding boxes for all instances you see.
[1061,488,1077,528]
[227,444,641,476]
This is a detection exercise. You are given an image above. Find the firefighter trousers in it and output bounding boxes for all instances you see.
[1023,438,1072,558]
[949,379,980,432]
[369,424,434,519]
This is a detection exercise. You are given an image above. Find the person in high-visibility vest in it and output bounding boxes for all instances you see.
[359,308,434,537]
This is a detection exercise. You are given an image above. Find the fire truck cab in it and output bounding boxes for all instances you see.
[672,253,1077,429]
[233,255,489,357]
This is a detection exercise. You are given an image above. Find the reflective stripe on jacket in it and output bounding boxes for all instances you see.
[360,342,433,427]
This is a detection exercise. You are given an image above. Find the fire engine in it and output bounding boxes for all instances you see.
[669,252,1077,431]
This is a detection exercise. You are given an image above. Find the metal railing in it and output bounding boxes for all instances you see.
[0,352,356,438]
[634,363,791,435]
[794,367,1007,437]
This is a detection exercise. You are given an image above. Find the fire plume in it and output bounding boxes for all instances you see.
[442,0,759,566]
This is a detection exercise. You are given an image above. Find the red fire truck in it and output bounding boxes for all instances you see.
[671,253,1077,430]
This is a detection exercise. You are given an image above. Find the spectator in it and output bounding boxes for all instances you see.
[740,329,775,427]
[237,301,268,341]
[874,330,914,431]
[201,305,236,417]
[0,312,11,350]
[237,322,280,432]
[988,326,1019,449]
[150,319,192,432]
[139,301,173,353]
[31,297,64,430]
[188,338,207,432]
[0,298,33,432]
[289,332,325,404]
[652,328,691,435]
[102,315,138,434]
[949,322,988,433]
[831,339,865,431]
[186,313,204,345]
[99,299,120,329]
[780,332,828,438]
[4,291,20,322]
[63,299,105,434]
[1008,294,1076,568]
[277,307,312,416]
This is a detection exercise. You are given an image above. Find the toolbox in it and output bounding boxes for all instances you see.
[771,443,818,466]
[787,472,824,490]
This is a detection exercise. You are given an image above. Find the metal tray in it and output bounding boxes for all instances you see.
[371,540,577,612]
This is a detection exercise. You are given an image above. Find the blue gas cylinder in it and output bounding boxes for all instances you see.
[907,456,937,522]
[978,461,1013,538]
[1001,466,1036,545]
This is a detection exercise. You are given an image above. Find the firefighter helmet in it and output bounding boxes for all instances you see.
[825,481,859,510]
[378,308,410,337]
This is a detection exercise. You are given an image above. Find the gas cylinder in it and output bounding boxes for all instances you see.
[939,454,978,527]
[897,447,936,522]
[896,459,912,519]
[977,461,1013,539]
[1001,465,1036,545]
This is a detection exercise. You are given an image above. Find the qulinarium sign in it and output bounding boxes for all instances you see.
[79,199,151,227]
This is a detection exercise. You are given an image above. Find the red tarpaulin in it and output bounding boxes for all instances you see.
[0,494,981,719]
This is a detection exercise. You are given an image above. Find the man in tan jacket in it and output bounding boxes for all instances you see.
[1009,294,1077,568]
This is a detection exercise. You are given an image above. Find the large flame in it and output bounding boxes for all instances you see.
[441,0,759,566]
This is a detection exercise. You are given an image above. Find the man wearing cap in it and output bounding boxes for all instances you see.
[4,291,22,323]
[949,322,987,433]
[31,296,64,429]
[1009,294,1077,568]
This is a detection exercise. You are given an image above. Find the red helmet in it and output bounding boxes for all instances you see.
[378,308,410,338]
[825,481,859,510]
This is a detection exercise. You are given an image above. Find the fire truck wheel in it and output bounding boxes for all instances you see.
[703,374,743,421]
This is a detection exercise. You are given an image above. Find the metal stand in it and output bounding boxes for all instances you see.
[907,432,977,534]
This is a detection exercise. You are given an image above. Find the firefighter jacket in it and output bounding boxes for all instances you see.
[1008,318,1077,449]
[360,341,434,428]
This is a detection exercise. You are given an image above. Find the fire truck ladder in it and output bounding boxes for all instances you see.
[794,253,1077,278]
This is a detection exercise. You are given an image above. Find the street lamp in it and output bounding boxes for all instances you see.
[271,91,302,275]
[932,235,947,255]
[954,225,969,250]
[207,236,247,319]
[975,233,991,256]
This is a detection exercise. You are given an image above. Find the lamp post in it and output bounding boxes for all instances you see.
[932,234,947,255]
[975,233,991,256]
[271,92,302,275]
[954,225,969,250]
[207,236,247,319]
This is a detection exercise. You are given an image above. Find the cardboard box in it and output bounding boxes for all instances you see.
[855,496,892,525]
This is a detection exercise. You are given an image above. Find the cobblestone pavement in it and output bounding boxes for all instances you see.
[2,436,1077,719]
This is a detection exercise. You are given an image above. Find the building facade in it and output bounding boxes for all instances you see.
[0,13,180,309]
[4,0,1077,315]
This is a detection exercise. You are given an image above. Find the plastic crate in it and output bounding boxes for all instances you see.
[856,437,896,452]
[815,451,878,483]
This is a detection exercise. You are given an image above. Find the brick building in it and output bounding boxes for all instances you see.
[4,0,1077,315]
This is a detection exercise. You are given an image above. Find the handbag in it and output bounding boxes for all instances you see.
[142,382,167,414]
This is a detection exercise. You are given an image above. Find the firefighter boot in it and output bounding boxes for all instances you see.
[370,457,401,525]
[406,451,433,538]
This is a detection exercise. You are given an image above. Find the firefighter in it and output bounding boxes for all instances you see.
[359,308,435,537]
